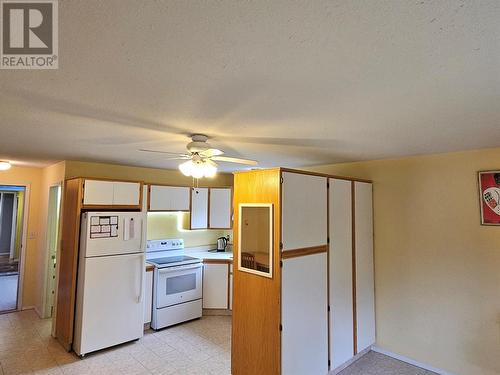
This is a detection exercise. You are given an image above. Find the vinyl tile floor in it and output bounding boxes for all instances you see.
[0,310,436,375]
[0,309,230,374]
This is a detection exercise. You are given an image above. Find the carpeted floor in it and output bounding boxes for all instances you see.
[0,274,18,312]
[338,351,438,375]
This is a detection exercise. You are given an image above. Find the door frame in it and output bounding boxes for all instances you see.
[42,183,62,318]
[0,183,29,311]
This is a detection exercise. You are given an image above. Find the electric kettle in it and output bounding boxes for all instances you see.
[216,237,228,252]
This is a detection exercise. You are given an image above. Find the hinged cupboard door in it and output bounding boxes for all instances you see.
[190,188,209,229]
[282,253,328,375]
[354,181,375,353]
[329,178,354,368]
[281,172,327,251]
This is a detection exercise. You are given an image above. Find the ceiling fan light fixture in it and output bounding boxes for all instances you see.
[179,159,217,178]
[0,161,12,171]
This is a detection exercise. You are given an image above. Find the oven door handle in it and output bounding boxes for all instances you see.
[158,264,202,273]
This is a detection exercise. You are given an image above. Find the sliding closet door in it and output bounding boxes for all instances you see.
[354,181,375,353]
[329,179,354,368]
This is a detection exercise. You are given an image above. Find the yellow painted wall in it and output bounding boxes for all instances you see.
[148,212,231,248]
[307,147,500,375]
[0,166,43,309]
[65,161,233,247]
[65,160,233,187]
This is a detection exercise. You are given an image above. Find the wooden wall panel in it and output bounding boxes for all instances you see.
[232,169,281,375]
[55,178,83,350]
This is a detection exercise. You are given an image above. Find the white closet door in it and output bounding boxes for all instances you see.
[354,181,375,353]
[281,172,327,251]
[209,188,232,228]
[190,188,208,229]
[282,253,328,375]
[329,179,354,368]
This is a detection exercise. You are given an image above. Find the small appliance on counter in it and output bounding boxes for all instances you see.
[146,239,203,330]
[216,236,228,252]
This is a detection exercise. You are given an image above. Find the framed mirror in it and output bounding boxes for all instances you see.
[238,203,273,278]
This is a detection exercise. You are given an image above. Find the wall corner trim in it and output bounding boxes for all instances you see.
[371,346,456,375]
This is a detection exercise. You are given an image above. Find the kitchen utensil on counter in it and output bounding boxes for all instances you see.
[216,236,228,252]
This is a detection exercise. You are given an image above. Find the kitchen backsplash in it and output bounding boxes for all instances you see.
[147,212,232,248]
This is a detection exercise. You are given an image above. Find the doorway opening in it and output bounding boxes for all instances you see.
[43,184,61,318]
[0,185,26,313]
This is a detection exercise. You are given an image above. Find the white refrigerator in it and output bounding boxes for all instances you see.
[73,212,146,357]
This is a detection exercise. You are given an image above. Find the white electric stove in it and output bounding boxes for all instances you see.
[146,239,203,330]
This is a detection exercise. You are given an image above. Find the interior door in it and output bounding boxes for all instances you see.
[329,179,354,368]
[0,192,15,254]
[281,172,327,251]
[74,253,144,356]
[354,181,375,353]
[44,185,61,318]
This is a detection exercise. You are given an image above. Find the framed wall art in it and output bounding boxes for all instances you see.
[478,171,500,225]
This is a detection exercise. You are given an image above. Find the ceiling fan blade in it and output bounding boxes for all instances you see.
[212,156,258,166]
[138,149,190,157]
[199,148,224,157]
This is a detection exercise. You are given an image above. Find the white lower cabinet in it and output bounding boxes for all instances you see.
[282,253,328,375]
[229,269,233,310]
[202,263,229,309]
[144,270,153,324]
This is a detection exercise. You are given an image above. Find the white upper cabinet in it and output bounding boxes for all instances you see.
[83,180,114,205]
[149,185,190,211]
[281,172,328,251]
[209,188,232,229]
[354,181,375,353]
[113,182,141,205]
[190,187,209,229]
[83,180,141,206]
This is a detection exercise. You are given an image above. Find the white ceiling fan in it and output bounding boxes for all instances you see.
[139,134,258,178]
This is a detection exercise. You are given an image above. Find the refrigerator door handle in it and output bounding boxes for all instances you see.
[138,253,145,303]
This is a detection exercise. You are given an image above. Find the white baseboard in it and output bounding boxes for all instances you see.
[372,346,456,375]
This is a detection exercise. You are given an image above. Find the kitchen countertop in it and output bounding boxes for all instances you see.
[187,249,233,262]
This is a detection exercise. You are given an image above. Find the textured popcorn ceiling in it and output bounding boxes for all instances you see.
[0,0,499,170]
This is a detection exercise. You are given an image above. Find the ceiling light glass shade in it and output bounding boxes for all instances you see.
[0,161,12,171]
[179,159,217,178]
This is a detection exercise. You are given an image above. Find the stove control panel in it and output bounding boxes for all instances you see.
[146,238,184,252]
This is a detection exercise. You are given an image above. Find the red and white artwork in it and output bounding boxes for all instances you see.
[478,171,500,225]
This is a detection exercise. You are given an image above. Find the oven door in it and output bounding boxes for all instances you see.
[155,264,203,308]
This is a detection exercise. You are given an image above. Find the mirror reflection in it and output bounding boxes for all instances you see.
[238,204,273,278]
